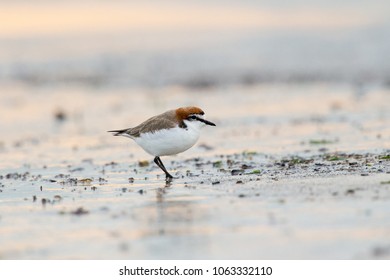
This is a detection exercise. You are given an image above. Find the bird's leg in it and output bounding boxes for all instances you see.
[154,156,174,180]
[158,157,174,180]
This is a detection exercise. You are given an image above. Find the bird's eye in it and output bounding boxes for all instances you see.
[188,115,196,120]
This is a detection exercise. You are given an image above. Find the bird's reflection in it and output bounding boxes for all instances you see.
[154,182,195,236]
[164,178,172,188]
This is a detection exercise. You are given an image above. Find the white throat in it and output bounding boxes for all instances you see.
[183,119,205,131]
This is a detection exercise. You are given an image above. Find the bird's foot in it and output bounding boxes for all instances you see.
[165,173,181,181]
[165,175,174,181]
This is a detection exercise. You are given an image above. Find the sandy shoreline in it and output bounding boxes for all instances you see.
[1,83,389,259]
[1,150,389,259]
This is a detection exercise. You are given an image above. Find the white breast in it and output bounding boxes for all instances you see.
[134,121,201,156]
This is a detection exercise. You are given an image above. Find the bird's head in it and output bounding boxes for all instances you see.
[175,106,216,128]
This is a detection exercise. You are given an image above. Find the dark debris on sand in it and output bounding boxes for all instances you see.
[1,152,389,194]
[70,207,89,216]
[223,152,390,180]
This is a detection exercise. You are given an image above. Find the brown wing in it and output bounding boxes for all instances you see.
[111,110,178,138]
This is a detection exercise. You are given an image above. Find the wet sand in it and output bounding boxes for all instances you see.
[0,84,389,259]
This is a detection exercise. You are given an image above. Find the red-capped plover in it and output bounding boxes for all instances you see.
[108,106,216,180]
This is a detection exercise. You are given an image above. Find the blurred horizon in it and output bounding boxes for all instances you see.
[1,0,390,88]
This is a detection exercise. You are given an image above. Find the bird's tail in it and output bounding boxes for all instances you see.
[107,128,128,136]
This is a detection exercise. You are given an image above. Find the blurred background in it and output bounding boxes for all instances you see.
[1,0,390,259]
[1,0,390,88]
[1,0,390,165]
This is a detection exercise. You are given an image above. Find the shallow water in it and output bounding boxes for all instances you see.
[1,84,390,259]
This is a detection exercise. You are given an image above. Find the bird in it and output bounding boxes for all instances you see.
[108,106,216,180]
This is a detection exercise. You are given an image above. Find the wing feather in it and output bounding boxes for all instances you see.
[108,110,178,138]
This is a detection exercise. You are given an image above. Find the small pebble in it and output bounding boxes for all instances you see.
[345,189,355,195]
[54,110,67,121]
[138,160,149,167]
[231,169,244,176]
[71,207,89,215]
[241,164,252,169]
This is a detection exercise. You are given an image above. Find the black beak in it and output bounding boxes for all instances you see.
[195,116,216,126]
